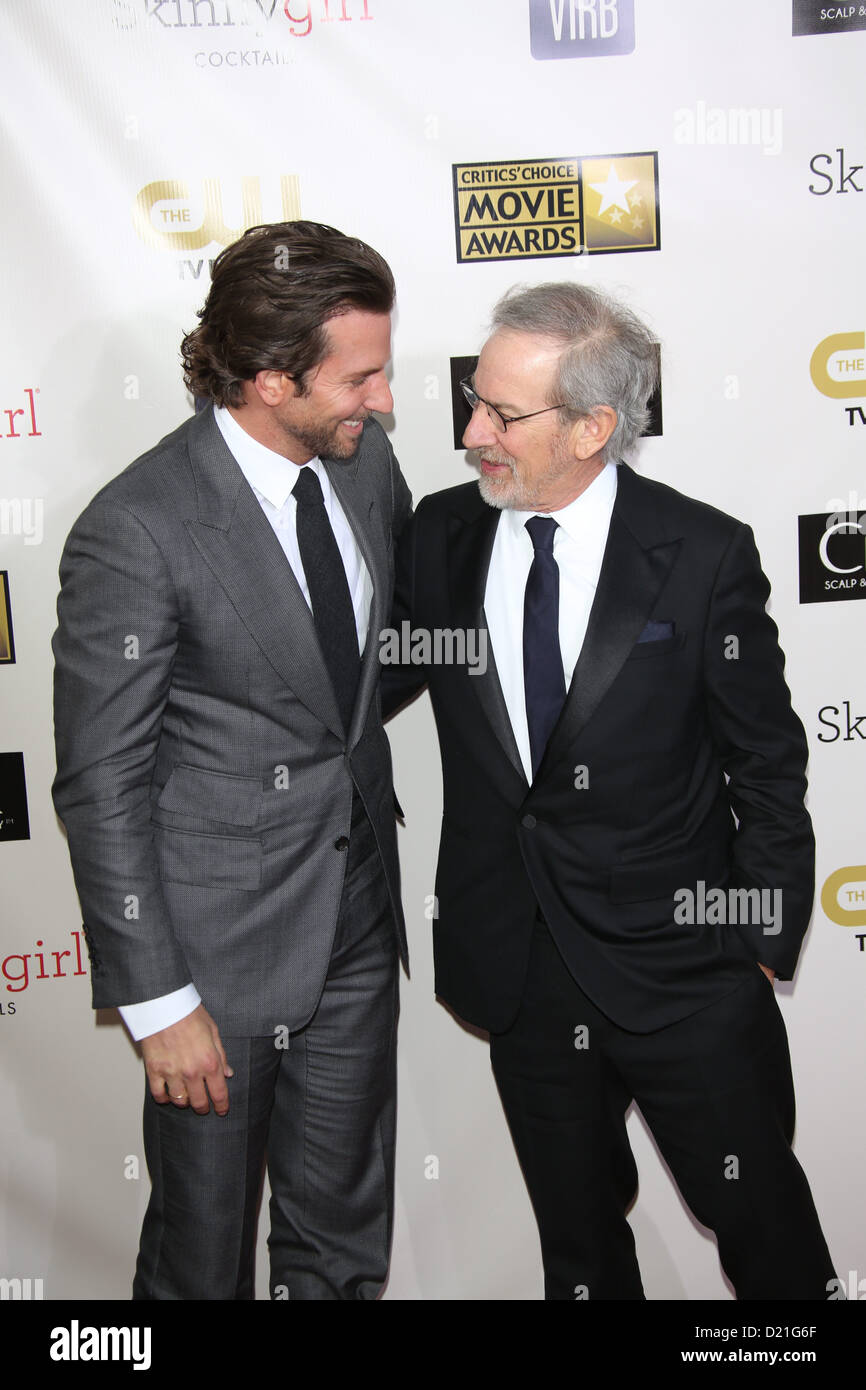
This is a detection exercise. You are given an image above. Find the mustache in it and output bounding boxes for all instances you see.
[474,449,515,469]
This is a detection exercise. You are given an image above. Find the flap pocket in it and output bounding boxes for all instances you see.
[153,824,262,891]
[157,764,261,827]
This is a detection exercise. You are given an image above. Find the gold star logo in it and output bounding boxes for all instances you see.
[589,164,638,216]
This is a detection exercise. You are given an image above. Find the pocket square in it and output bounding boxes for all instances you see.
[636,620,675,643]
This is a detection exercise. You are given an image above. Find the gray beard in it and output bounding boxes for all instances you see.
[475,438,586,511]
[477,468,532,510]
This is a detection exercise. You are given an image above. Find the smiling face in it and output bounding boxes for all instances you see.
[278,309,393,461]
[463,328,612,512]
[238,308,393,463]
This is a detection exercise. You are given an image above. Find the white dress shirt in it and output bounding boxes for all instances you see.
[119,406,372,1041]
[483,461,618,784]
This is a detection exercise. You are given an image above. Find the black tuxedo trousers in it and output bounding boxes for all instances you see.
[491,918,834,1299]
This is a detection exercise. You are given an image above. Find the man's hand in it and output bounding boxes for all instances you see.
[758,962,775,985]
[140,1004,233,1115]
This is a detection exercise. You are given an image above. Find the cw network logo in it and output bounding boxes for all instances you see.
[132,175,301,277]
[810,331,866,427]
[821,865,866,951]
[529,0,634,59]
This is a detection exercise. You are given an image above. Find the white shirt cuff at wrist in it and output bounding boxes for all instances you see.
[118,984,202,1041]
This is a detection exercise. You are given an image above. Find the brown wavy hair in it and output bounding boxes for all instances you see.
[181,221,395,407]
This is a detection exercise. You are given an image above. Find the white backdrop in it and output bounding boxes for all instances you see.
[1,0,864,1301]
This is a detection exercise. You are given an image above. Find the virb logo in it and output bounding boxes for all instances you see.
[529,0,634,59]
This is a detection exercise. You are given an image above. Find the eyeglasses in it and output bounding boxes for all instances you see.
[460,378,565,433]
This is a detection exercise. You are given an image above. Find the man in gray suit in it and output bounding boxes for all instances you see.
[52,220,412,1300]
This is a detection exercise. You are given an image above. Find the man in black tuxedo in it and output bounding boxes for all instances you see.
[385,282,835,1299]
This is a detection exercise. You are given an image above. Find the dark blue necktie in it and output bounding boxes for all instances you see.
[293,465,360,735]
[523,515,566,779]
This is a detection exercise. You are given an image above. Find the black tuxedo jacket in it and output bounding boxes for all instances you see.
[384,464,815,1034]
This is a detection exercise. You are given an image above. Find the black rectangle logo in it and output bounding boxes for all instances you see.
[0,573,14,664]
[450,348,663,450]
[799,512,866,602]
[793,2,866,35]
[0,753,31,841]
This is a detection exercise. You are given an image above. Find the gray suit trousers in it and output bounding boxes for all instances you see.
[133,795,398,1300]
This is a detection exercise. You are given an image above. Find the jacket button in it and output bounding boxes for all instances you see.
[334,836,350,851]
[521,814,536,829]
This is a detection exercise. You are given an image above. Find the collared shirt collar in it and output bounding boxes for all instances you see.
[213,404,320,509]
[503,459,618,544]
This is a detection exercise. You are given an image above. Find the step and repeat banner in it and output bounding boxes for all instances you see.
[1,0,864,1302]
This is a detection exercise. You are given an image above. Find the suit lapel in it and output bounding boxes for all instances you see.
[535,463,682,782]
[322,450,389,751]
[447,490,528,788]
[183,407,345,739]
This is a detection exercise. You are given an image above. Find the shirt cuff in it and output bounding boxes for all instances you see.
[118,984,202,1041]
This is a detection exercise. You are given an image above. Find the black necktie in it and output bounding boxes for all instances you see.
[523,515,567,779]
[293,466,360,734]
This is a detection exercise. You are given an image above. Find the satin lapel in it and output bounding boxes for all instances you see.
[183,409,344,739]
[447,495,528,788]
[534,471,682,782]
[322,452,387,752]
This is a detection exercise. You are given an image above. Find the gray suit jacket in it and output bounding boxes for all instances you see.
[52,405,411,1035]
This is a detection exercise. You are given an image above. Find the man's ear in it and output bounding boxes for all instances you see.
[251,369,294,406]
[570,406,617,460]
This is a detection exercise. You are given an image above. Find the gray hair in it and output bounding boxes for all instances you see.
[489,282,659,460]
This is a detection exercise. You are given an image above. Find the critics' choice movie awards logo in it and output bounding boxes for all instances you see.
[529,0,634,59]
[133,176,301,276]
[793,2,866,35]
[448,352,663,450]
[452,154,659,264]
[0,753,30,843]
[798,503,866,602]
[0,574,15,665]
